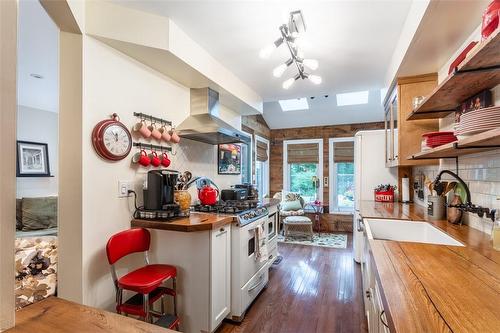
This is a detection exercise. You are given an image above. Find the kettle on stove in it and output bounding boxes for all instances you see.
[196,177,220,205]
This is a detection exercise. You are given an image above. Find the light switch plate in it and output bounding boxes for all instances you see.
[118,181,132,198]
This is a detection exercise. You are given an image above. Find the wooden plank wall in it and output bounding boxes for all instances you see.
[241,114,271,139]
[270,122,385,206]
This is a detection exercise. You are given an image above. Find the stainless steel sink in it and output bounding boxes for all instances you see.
[364,219,464,246]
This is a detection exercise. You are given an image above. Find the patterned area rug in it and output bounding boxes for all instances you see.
[277,233,347,249]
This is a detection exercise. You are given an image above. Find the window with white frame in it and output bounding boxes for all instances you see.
[240,136,252,184]
[329,139,355,212]
[283,139,323,203]
[255,136,269,201]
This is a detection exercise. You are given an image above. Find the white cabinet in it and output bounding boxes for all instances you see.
[361,222,391,333]
[210,225,231,331]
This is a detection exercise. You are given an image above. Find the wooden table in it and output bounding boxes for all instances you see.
[7,297,175,333]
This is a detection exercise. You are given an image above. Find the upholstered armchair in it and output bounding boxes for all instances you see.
[273,191,307,232]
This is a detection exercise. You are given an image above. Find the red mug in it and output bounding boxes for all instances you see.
[150,151,161,167]
[161,152,171,167]
[132,149,151,167]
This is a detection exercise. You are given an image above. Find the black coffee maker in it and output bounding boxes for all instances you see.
[143,170,179,210]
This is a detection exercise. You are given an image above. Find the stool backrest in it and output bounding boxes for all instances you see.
[106,228,151,265]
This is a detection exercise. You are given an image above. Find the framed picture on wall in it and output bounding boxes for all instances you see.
[16,141,51,177]
[218,144,241,175]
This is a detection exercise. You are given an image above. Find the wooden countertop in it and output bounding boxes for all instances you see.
[7,297,174,333]
[132,212,234,232]
[359,200,500,333]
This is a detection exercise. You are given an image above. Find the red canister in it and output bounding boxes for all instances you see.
[482,0,500,40]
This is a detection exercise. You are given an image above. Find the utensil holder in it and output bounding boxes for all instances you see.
[428,195,446,220]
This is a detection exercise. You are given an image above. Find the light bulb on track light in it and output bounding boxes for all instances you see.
[309,75,322,85]
[303,59,319,70]
[259,44,275,59]
[282,77,296,89]
[273,63,288,78]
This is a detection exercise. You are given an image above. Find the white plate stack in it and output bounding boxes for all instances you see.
[456,106,500,136]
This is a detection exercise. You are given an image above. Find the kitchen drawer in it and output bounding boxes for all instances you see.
[240,264,269,312]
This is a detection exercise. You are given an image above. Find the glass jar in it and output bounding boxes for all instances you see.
[174,190,191,216]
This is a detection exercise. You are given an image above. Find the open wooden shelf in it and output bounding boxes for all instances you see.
[408,128,500,160]
[407,29,500,121]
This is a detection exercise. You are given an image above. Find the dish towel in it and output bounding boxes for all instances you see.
[255,224,268,263]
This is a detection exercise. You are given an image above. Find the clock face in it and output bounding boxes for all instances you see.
[103,124,131,157]
[92,116,132,161]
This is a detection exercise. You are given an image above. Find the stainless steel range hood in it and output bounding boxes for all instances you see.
[177,88,249,145]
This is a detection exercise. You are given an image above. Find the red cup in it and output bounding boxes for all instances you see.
[150,151,161,167]
[161,152,171,167]
[132,149,151,167]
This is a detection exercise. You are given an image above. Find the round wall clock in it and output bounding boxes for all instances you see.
[92,113,132,161]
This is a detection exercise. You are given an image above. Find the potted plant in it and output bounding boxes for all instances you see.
[374,184,397,202]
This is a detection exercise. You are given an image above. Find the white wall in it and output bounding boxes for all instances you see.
[81,36,240,309]
[16,105,58,197]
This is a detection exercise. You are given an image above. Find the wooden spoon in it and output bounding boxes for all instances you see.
[424,176,433,195]
[444,181,457,196]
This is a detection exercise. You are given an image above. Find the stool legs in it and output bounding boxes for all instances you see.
[116,288,123,315]
[143,293,150,323]
[173,277,177,316]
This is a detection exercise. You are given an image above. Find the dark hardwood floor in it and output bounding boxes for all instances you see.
[216,234,367,333]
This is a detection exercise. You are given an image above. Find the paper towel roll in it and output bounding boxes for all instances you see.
[402,177,410,203]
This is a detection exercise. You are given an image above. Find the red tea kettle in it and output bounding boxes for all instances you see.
[196,177,219,205]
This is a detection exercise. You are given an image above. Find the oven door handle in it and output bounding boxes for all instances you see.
[248,274,265,292]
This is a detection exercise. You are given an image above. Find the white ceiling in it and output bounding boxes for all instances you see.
[114,0,414,128]
[17,0,59,113]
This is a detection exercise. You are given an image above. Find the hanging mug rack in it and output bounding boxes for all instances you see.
[133,142,172,152]
[133,112,172,126]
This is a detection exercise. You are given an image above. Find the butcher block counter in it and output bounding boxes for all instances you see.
[132,212,234,232]
[7,297,174,333]
[359,200,500,333]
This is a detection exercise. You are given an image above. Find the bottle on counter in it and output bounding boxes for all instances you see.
[493,220,500,251]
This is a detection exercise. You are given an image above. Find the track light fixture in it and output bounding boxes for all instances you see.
[259,10,321,89]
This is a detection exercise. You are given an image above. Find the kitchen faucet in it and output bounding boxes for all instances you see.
[433,170,496,222]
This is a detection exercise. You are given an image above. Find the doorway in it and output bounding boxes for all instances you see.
[14,0,59,310]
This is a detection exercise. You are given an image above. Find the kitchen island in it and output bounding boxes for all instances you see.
[132,212,234,232]
[130,200,280,333]
[359,200,500,333]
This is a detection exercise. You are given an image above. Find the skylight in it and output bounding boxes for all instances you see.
[279,98,309,111]
[336,91,369,106]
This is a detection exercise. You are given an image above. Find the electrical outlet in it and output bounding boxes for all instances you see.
[324,177,329,187]
[118,181,132,198]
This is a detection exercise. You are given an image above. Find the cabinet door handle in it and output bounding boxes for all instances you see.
[357,218,365,232]
[380,310,389,328]
[248,275,265,292]
[216,229,227,237]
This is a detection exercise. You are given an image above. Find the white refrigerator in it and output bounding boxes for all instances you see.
[353,130,398,263]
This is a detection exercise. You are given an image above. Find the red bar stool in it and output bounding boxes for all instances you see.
[106,228,180,330]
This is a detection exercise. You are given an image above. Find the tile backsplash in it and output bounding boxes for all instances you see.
[414,149,500,235]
